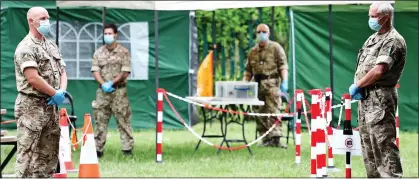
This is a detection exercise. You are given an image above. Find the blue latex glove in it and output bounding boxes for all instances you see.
[280,80,288,92]
[106,81,115,92]
[352,93,363,100]
[47,89,66,106]
[47,98,57,105]
[349,84,360,99]
[101,81,115,93]
[101,81,109,92]
[101,82,111,92]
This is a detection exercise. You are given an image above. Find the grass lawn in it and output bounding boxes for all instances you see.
[1,121,418,177]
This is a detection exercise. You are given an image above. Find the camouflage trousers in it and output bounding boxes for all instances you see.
[92,87,134,152]
[253,83,282,140]
[358,87,402,178]
[14,93,60,178]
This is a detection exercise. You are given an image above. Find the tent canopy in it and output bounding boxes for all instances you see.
[56,1,388,10]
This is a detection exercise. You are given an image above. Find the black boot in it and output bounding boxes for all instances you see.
[271,137,287,149]
[122,150,133,157]
[259,137,272,147]
[97,151,104,158]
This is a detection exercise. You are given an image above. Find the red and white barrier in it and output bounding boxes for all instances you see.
[316,91,326,177]
[310,89,321,178]
[327,126,334,168]
[156,88,164,163]
[343,94,352,178]
[295,89,304,164]
[325,88,336,171]
[156,87,397,178]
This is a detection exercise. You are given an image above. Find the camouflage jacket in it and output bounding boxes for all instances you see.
[91,44,131,85]
[244,41,288,83]
[355,27,407,86]
[14,33,66,98]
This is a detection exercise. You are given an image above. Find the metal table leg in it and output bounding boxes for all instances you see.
[218,104,253,156]
[195,105,224,151]
[217,105,231,154]
[241,104,253,155]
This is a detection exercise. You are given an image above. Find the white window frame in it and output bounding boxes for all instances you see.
[48,21,78,79]
[77,22,104,80]
[48,21,144,80]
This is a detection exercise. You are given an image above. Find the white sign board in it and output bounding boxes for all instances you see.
[332,128,362,156]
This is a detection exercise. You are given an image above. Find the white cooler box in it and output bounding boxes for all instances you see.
[215,81,258,101]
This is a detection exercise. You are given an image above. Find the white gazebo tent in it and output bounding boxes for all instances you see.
[56,1,390,163]
[56,0,382,90]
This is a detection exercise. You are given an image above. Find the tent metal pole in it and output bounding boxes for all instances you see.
[55,7,59,46]
[211,10,216,77]
[102,7,106,45]
[154,9,161,163]
[188,10,195,127]
[328,4,334,119]
[290,8,296,127]
[211,10,216,100]
[328,4,334,89]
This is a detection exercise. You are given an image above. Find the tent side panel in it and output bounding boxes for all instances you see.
[0,8,190,130]
[394,1,419,132]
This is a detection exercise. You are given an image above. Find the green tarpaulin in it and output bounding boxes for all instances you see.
[1,1,192,130]
[290,2,418,131]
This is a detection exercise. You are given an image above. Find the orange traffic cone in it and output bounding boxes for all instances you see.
[78,113,100,178]
[53,149,67,178]
[59,109,78,173]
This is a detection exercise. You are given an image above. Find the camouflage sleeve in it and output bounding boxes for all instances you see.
[59,59,66,68]
[91,51,100,72]
[121,51,131,72]
[58,52,66,70]
[15,47,38,73]
[276,44,288,70]
[375,38,396,70]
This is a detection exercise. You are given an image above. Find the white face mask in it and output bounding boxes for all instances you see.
[368,17,383,31]
[104,34,115,44]
[33,19,51,36]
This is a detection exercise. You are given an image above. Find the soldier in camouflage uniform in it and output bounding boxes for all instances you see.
[14,7,68,177]
[91,23,134,157]
[243,24,289,148]
[349,2,406,178]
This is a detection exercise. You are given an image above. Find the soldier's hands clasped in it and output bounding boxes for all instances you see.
[349,84,359,97]
[47,89,67,106]
[348,84,364,100]
[101,81,115,93]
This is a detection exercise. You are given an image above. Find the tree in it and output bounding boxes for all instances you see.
[195,7,290,80]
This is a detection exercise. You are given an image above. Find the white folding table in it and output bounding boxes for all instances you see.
[186,97,264,155]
